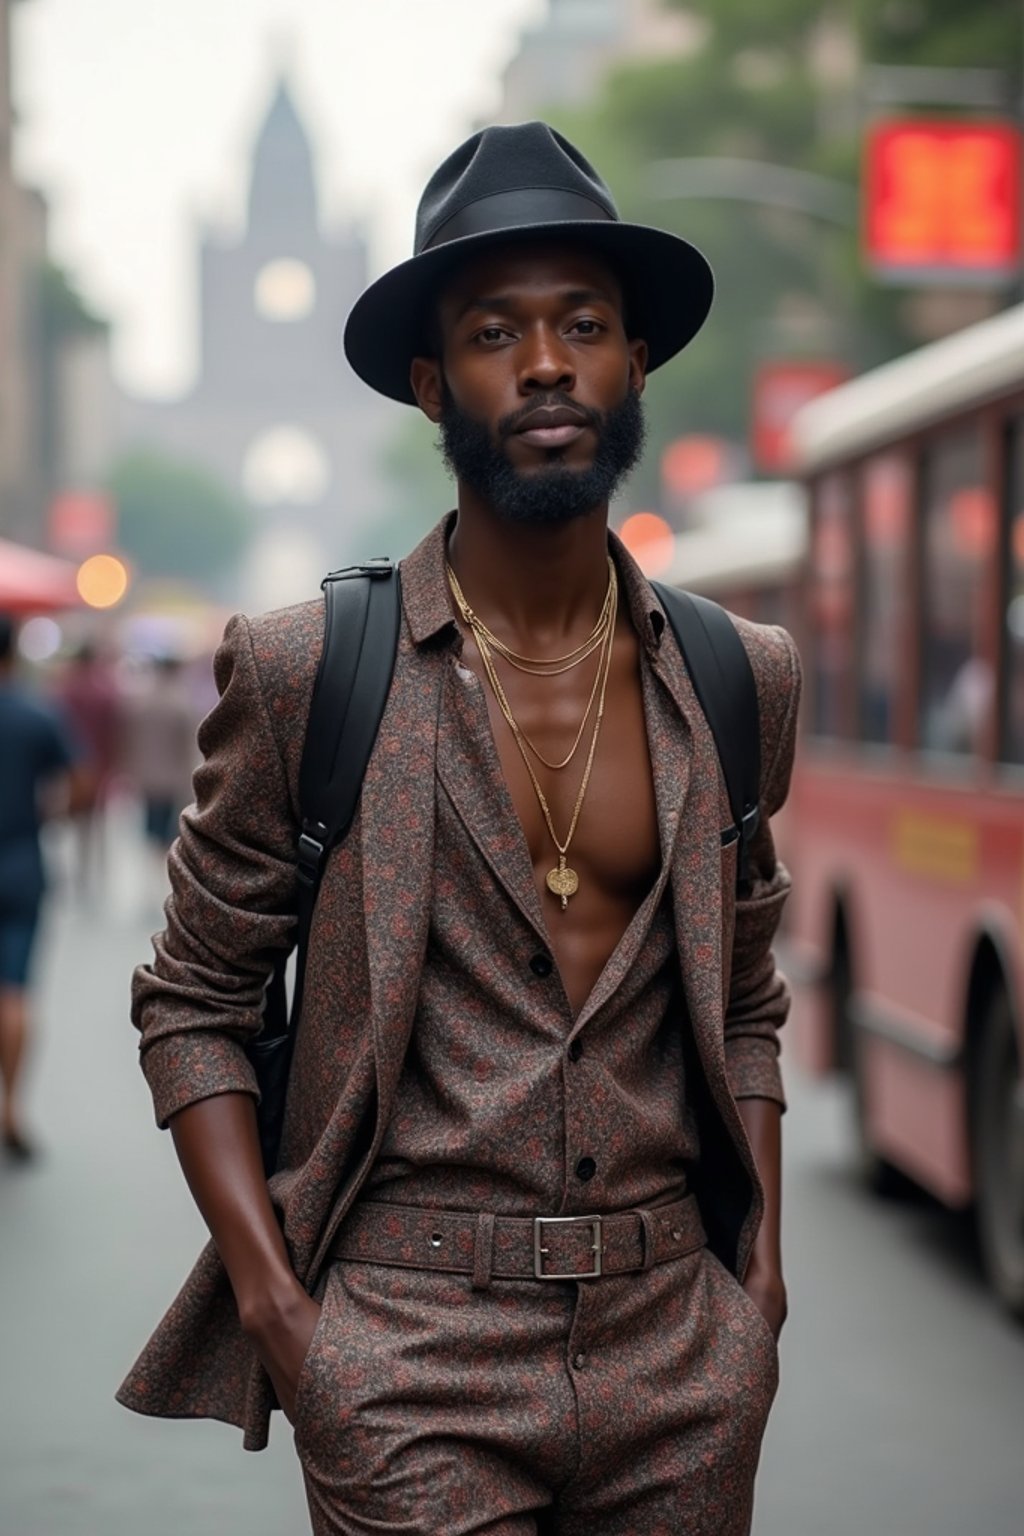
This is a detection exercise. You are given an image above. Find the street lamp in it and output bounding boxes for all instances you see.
[646,157,859,228]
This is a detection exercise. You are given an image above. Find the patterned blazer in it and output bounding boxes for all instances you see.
[117,521,801,1450]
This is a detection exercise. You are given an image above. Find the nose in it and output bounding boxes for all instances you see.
[517,323,576,394]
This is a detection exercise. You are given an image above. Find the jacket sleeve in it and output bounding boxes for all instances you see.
[722,623,802,1109]
[131,613,300,1128]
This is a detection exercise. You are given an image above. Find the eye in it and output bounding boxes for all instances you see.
[569,317,605,337]
[474,325,510,345]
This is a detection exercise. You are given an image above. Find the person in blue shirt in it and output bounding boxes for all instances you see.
[0,612,76,1160]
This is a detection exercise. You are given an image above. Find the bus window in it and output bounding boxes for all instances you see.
[810,472,856,737]
[921,428,996,756]
[860,452,912,745]
[1005,419,1024,765]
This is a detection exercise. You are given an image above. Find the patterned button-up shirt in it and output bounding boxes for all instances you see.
[367,521,701,1217]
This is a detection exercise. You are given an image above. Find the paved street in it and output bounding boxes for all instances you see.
[2,817,1023,1535]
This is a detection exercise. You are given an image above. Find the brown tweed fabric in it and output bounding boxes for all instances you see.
[117,516,800,1452]
[366,643,698,1213]
[296,1248,778,1534]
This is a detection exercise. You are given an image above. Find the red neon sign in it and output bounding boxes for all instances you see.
[864,118,1022,279]
[752,361,849,473]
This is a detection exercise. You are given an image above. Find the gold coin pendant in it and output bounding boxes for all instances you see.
[546,864,579,901]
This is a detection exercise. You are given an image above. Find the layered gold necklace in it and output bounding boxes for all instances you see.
[447,558,617,910]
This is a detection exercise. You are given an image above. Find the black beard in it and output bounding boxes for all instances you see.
[438,385,646,525]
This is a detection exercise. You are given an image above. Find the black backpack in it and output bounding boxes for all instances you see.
[248,558,760,1173]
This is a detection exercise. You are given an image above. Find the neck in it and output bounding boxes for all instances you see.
[447,489,611,649]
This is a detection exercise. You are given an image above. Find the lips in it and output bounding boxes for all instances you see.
[513,406,591,450]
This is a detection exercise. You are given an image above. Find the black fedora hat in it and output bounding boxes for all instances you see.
[343,121,714,405]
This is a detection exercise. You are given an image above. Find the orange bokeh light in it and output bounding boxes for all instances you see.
[661,436,727,496]
[76,553,129,609]
[950,487,997,560]
[619,512,675,577]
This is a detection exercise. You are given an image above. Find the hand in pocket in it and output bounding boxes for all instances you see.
[251,1290,323,1425]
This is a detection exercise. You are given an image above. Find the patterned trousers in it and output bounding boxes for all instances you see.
[293,1241,778,1535]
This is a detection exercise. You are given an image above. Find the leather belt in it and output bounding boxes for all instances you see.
[328,1193,705,1287]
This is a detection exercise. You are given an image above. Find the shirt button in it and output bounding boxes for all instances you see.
[529,952,553,978]
[567,1039,583,1062]
[573,1352,586,1370]
[575,1156,597,1182]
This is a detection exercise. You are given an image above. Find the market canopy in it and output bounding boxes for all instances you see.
[0,538,81,613]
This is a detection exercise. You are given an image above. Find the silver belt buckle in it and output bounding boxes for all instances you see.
[533,1214,603,1279]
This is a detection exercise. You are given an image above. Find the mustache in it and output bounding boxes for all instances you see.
[497,393,602,440]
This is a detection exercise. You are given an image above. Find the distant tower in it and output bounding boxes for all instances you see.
[198,77,369,408]
[117,72,390,607]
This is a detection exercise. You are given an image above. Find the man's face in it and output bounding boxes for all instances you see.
[410,243,648,524]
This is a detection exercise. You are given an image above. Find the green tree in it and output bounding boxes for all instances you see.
[36,262,110,482]
[107,449,252,588]
[38,261,108,341]
[375,410,454,558]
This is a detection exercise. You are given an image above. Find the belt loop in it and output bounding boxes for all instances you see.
[637,1209,658,1272]
[472,1212,496,1290]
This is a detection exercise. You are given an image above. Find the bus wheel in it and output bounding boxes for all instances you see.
[974,992,1024,1320]
[832,940,899,1194]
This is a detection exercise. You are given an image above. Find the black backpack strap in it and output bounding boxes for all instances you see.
[291,559,401,1027]
[253,560,400,1174]
[651,583,761,888]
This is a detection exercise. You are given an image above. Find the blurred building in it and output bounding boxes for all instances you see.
[116,73,389,609]
[0,0,115,553]
[0,0,47,546]
[497,0,701,120]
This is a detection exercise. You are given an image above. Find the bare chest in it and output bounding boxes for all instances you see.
[459,620,660,1011]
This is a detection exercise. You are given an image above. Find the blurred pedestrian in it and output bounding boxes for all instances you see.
[56,639,121,898]
[0,612,77,1161]
[123,655,198,896]
[120,123,799,1534]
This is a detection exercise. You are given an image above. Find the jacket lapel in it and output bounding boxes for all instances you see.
[359,633,444,1113]
[435,665,551,943]
[648,635,730,1091]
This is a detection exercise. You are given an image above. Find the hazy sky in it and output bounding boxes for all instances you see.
[13,0,545,396]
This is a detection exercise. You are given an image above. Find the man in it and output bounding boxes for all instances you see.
[0,613,76,1160]
[55,639,122,898]
[123,653,199,904]
[119,124,801,1535]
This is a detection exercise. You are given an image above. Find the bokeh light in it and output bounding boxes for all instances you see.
[17,616,63,662]
[76,553,129,609]
[619,512,675,577]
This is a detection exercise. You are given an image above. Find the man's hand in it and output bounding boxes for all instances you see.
[168,1094,322,1423]
[244,1284,322,1425]
[736,1097,786,1342]
[743,1256,787,1342]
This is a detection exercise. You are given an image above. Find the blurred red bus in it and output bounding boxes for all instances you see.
[782,303,1024,1320]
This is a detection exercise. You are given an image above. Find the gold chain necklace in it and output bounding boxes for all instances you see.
[447,558,615,676]
[452,565,618,910]
[476,626,606,771]
[447,560,616,770]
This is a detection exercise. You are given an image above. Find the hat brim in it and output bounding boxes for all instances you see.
[343,220,714,405]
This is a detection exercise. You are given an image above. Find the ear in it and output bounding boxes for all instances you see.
[409,357,445,423]
[627,337,648,396]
